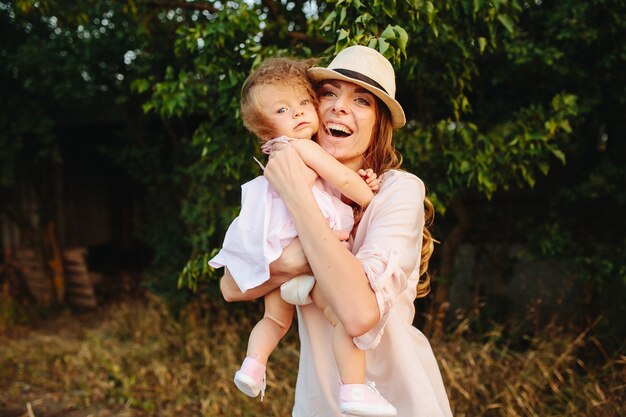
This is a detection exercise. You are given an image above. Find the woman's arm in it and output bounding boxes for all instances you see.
[288,139,374,208]
[220,236,313,301]
[264,146,380,337]
[220,268,285,302]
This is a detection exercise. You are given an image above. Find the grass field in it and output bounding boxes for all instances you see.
[0,295,623,417]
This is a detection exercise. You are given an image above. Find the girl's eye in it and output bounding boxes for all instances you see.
[300,99,310,106]
[277,107,287,114]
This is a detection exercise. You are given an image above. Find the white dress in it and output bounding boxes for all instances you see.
[209,175,354,292]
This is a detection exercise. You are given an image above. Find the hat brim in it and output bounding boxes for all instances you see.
[308,67,406,129]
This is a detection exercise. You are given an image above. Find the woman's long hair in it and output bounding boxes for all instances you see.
[359,100,434,299]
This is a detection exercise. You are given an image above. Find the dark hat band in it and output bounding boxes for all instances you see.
[332,68,389,95]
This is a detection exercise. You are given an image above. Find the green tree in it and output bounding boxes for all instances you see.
[2,0,624,340]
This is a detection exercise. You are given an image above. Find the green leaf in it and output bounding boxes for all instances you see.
[380,24,395,40]
[497,14,515,33]
[551,149,566,164]
[339,7,347,26]
[320,11,336,29]
[337,28,349,42]
[379,38,390,55]
[382,0,396,17]
[478,37,487,54]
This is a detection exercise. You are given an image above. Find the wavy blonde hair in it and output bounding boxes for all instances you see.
[360,101,435,299]
[240,57,318,140]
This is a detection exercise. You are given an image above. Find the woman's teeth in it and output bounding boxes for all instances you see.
[327,123,352,138]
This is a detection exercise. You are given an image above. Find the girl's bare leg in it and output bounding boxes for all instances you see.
[332,319,366,384]
[246,288,294,365]
[312,285,366,384]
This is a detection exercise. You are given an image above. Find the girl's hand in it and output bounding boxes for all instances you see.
[268,141,290,152]
[358,168,380,193]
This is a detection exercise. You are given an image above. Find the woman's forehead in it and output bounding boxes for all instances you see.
[319,79,374,96]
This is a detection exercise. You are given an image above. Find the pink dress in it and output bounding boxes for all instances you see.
[209,175,354,291]
[292,170,453,417]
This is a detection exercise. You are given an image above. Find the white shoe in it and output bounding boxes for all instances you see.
[234,357,266,400]
[280,274,315,305]
[339,381,397,417]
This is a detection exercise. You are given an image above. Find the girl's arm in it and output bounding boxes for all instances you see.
[264,146,380,337]
[287,139,374,208]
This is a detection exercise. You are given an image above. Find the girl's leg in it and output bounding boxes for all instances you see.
[313,287,365,383]
[246,288,294,365]
[235,289,294,399]
[314,286,396,416]
[332,317,366,384]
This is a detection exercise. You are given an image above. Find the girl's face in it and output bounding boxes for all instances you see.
[255,82,319,140]
[316,80,377,171]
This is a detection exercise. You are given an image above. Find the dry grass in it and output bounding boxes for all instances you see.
[0,295,298,417]
[0,295,623,417]
[439,317,625,417]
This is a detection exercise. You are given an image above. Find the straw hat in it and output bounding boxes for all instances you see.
[308,45,406,128]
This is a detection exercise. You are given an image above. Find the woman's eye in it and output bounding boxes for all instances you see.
[319,89,336,98]
[356,97,370,106]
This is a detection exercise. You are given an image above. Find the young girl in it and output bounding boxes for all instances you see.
[210,57,397,416]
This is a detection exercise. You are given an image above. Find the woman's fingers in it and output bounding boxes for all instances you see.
[271,237,311,277]
[265,145,317,192]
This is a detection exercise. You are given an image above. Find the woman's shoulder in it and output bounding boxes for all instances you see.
[380,169,425,194]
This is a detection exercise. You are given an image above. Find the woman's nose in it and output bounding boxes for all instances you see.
[332,96,348,114]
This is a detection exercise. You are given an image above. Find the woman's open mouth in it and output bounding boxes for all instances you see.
[326,123,353,138]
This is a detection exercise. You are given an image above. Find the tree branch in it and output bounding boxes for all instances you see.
[261,0,283,23]
[140,1,220,14]
[286,31,328,47]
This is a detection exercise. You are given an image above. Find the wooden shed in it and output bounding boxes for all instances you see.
[1,129,145,308]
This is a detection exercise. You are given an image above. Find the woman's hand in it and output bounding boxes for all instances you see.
[269,236,310,277]
[220,230,349,303]
[220,265,289,302]
[271,230,350,277]
[264,145,318,202]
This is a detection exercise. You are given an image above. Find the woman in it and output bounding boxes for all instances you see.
[221,45,453,417]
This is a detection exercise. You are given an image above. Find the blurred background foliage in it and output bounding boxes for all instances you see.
[1,0,625,349]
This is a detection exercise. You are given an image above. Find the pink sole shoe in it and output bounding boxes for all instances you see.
[339,381,397,417]
[234,357,266,400]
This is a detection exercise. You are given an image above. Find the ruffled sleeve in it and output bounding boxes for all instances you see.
[353,247,406,349]
[351,171,426,350]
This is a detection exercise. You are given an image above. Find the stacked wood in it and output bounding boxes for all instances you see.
[63,248,97,309]
[46,222,65,303]
[14,248,54,306]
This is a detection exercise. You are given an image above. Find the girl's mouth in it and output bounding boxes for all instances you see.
[326,123,353,138]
